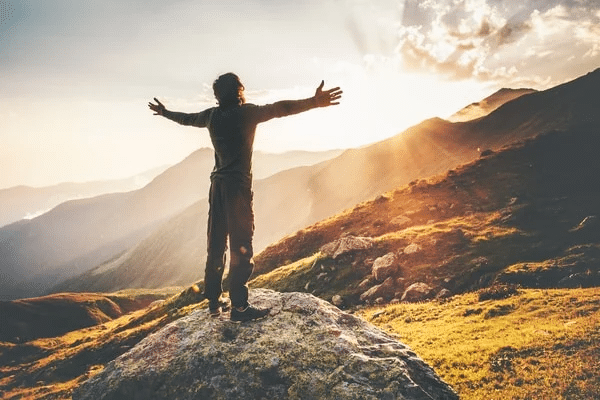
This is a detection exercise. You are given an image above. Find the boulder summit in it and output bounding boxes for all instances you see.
[74,289,458,400]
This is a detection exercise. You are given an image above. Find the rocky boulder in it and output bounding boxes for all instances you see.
[372,252,398,281]
[401,282,435,302]
[74,289,457,400]
[320,235,374,259]
[359,277,397,303]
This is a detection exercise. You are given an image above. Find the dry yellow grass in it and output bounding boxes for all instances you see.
[359,287,600,400]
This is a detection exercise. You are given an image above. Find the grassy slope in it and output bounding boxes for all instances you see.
[359,287,600,400]
[253,125,600,300]
[1,286,598,399]
[248,125,600,399]
[0,289,181,343]
[0,286,204,399]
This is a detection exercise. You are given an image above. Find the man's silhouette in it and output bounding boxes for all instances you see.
[149,73,342,321]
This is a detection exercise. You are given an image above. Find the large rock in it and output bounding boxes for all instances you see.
[372,252,398,281]
[74,289,458,400]
[320,235,374,259]
[360,277,397,303]
[401,282,435,302]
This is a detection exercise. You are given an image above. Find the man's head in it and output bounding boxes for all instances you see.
[213,73,245,108]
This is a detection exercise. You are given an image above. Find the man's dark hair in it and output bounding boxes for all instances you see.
[213,73,245,108]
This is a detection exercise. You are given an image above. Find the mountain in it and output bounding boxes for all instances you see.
[0,149,344,300]
[448,88,537,122]
[0,165,170,229]
[54,69,600,294]
[51,199,208,293]
[252,124,600,302]
[0,149,214,300]
[253,149,343,179]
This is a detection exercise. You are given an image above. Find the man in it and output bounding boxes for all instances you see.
[148,73,342,322]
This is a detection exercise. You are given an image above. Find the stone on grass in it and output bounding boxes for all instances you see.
[372,252,398,281]
[360,277,396,303]
[320,236,374,259]
[401,282,435,302]
[403,243,421,254]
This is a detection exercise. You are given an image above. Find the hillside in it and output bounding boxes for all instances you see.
[359,287,600,399]
[252,124,600,302]
[53,68,600,295]
[448,88,536,122]
[0,148,341,300]
[0,289,178,343]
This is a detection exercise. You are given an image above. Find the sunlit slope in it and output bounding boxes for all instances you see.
[259,68,600,242]
[2,284,598,399]
[359,287,600,400]
[54,68,600,295]
[448,88,536,122]
[252,124,600,303]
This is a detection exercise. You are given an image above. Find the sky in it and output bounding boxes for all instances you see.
[1,0,599,189]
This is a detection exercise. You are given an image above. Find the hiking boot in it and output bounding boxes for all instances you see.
[209,296,231,317]
[230,305,270,322]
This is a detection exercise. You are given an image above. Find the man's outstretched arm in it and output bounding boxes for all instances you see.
[255,81,342,122]
[148,98,210,127]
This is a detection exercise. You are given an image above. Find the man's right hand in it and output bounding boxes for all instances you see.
[148,98,165,115]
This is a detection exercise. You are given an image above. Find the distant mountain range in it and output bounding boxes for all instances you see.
[47,68,600,295]
[0,165,170,229]
[0,149,342,300]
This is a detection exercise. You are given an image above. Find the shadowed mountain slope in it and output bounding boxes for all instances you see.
[52,68,600,295]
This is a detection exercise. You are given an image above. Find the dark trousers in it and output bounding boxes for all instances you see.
[204,177,255,308]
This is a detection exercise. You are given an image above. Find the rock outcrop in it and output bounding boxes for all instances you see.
[320,235,374,259]
[74,289,458,400]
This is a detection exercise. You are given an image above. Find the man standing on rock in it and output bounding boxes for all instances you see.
[148,73,342,321]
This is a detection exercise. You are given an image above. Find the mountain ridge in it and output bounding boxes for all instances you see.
[448,87,537,122]
[51,68,600,295]
[0,149,347,300]
[251,123,600,304]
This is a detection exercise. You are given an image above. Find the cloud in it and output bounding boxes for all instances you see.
[394,0,600,87]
